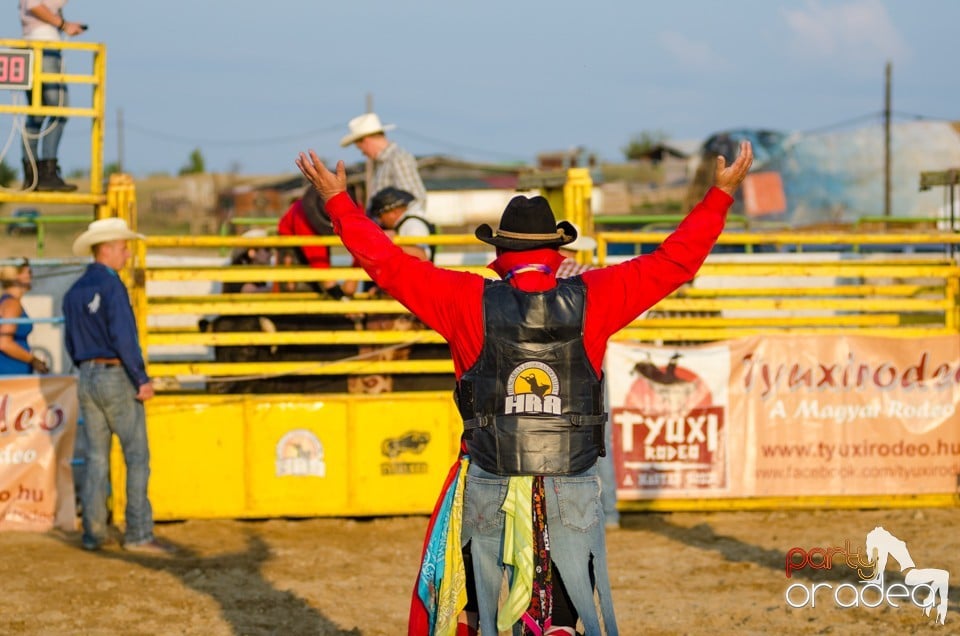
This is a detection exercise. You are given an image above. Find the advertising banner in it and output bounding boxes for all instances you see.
[606,335,960,500]
[0,375,77,531]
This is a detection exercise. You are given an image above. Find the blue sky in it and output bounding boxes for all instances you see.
[12,0,958,176]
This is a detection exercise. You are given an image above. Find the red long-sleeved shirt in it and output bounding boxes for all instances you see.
[324,188,733,378]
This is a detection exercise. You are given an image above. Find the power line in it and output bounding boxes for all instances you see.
[798,111,882,136]
[123,121,344,146]
[891,111,957,123]
[392,128,530,162]
[122,120,528,162]
[796,110,957,138]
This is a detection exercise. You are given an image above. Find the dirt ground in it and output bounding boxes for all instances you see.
[1,506,957,635]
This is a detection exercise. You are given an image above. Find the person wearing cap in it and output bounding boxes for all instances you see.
[341,112,427,214]
[297,140,753,634]
[369,186,435,262]
[0,258,49,375]
[343,186,436,298]
[63,218,171,555]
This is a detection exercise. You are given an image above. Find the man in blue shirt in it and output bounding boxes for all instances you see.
[63,218,170,555]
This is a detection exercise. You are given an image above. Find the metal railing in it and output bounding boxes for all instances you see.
[130,230,960,391]
[0,38,107,207]
[0,214,91,256]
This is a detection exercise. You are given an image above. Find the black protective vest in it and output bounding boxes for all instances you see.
[456,277,606,475]
[395,214,437,262]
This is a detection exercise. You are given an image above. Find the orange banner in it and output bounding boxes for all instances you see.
[0,375,77,531]
[606,335,960,500]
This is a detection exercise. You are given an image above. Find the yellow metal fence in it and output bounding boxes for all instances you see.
[137,231,960,389]
[112,392,462,520]
[114,225,960,520]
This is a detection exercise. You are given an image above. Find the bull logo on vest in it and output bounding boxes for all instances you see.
[505,362,562,415]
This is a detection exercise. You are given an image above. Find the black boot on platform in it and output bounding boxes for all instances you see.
[36,158,78,192]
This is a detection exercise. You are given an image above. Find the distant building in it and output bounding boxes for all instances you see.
[216,156,538,231]
[628,142,695,186]
[536,147,597,171]
[218,175,305,217]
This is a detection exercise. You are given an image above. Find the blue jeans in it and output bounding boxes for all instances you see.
[77,362,153,546]
[461,462,618,635]
[22,50,68,161]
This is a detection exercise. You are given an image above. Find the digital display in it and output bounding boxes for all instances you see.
[0,49,33,90]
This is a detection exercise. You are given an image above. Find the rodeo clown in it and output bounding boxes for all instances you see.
[296,140,753,636]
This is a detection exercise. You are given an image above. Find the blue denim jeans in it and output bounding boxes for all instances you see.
[77,362,153,546]
[22,50,68,161]
[461,462,618,635]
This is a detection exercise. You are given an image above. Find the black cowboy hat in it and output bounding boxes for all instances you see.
[301,187,335,236]
[368,186,415,217]
[475,195,577,250]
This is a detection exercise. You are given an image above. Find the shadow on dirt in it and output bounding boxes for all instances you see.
[55,531,359,636]
[622,512,959,617]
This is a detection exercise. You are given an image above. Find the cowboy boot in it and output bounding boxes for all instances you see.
[36,158,78,192]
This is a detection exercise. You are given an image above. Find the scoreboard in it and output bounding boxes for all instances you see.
[0,49,33,90]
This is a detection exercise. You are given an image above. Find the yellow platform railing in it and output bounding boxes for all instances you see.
[0,38,106,207]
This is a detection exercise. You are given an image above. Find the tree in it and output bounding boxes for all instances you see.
[66,164,119,179]
[622,130,669,161]
[0,159,16,188]
[179,148,206,175]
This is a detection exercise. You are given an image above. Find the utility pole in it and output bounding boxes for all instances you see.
[364,93,374,204]
[883,61,892,217]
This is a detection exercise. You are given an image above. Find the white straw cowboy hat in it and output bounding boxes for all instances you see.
[339,112,396,147]
[72,218,145,256]
[562,223,597,252]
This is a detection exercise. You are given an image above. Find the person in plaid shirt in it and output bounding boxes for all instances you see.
[340,112,428,214]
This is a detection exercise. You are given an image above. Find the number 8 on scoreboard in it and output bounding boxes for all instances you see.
[0,49,33,90]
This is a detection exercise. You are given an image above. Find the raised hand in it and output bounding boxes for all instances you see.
[296,152,347,203]
[714,140,754,196]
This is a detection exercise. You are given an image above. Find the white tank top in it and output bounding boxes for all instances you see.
[19,0,67,41]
